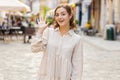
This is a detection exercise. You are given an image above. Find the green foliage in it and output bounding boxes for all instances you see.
[46,16,54,26]
[42,6,50,18]
[75,19,79,24]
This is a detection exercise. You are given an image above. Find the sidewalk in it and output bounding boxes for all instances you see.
[0,41,43,80]
[82,35,120,51]
[82,35,120,80]
[0,33,120,80]
[77,26,120,51]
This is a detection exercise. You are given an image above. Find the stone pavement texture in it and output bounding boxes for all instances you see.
[83,42,120,80]
[0,37,120,80]
[0,41,43,80]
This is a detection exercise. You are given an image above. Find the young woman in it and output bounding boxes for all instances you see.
[31,4,83,80]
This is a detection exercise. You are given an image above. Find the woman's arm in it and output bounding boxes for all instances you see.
[31,16,49,53]
[31,28,49,53]
[71,37,83,80]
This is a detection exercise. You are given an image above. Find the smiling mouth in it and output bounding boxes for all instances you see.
[58,20,64,23]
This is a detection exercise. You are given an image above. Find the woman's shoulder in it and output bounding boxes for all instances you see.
[72,31,82,42]
[73,31,81,38]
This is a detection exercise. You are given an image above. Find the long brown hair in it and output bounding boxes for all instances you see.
[54,4,76,29]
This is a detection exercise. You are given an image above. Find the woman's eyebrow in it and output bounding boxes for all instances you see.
[57,11,66,14]
[55,11,66,15]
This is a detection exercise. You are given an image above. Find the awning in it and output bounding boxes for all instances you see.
[0,0,30,12]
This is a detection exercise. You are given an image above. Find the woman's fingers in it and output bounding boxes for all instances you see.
[37,15,48,28]
[39,15,46,23]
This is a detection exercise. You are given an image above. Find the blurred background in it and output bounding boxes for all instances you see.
[0,0,120,42]
[0,0,120,80]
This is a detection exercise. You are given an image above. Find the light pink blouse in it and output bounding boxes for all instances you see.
[31,27,83,80]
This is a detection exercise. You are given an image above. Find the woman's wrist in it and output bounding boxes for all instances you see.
[38,26,48,34]
[38,29,44,34]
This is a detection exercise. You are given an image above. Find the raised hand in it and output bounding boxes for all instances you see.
[37,16,48,28]
[37,16,48,34]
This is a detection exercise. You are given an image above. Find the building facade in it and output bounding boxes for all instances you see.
[81,0,120,34]
[100,0,120,34]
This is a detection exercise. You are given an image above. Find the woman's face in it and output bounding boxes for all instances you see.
[55,7,72,27]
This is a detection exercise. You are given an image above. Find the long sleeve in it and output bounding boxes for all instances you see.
[31,28,49,53]
[71,37,83,80]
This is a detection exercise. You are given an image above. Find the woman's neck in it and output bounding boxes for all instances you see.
[59,26,70,36]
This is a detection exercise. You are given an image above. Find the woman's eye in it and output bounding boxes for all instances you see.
[55,14,59,17]
[62,14,66,16]
[55,13,66,17]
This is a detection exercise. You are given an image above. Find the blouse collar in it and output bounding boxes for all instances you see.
[54,27,74,36]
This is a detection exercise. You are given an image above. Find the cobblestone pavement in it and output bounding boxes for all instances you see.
[0,40,43,80]
[0,39,120,80]
[83,42,120,80]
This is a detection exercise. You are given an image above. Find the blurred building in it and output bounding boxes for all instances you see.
[80,0,120,35]
[81,0,92,27]
[19,0,120,34]
[19,0,40,14]
[45,0,58,9]
[101,0,120,34]
[113,0,120,23]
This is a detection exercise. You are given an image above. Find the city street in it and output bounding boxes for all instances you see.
[83,42,120,80]
[0,40,43,80]
[0,0,120,80]
[0,36,120,80]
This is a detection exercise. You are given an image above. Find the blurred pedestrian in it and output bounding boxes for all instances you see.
[1,21,7,35]
[31,4,83,80]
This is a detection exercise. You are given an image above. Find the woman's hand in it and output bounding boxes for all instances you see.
[37,16,48,34]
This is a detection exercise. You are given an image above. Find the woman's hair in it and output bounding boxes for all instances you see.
[54,4,76,29]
